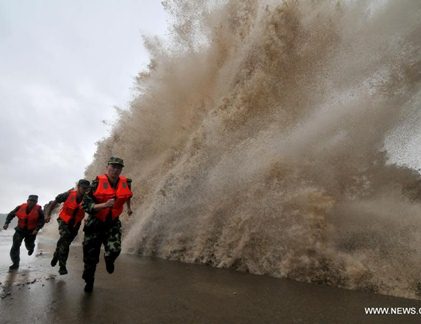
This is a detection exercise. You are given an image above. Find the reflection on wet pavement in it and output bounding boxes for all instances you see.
[1,234,421,323]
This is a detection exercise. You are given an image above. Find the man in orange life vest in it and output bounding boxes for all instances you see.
[45,179,91,275]
[82,157,133,292]
[2,195,45,271]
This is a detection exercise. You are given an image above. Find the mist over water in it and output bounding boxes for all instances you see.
[86,0,421,298]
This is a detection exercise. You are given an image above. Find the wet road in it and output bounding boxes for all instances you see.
[1,230,421,323]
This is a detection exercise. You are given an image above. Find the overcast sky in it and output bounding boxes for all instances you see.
[0,0,169,212]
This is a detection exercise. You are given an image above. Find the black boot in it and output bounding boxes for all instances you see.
[51,255,58,267]
[105,257,114,274]
[84,279,94,293]
[9,263,19,271]
[59,265,68,275]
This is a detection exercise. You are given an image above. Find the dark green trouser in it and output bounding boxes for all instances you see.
[53,219,80,267]
[82,216,122,281]
[10,228,36,265]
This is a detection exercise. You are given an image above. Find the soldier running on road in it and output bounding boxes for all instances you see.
[82,157,133,292]
[45,179,91,275]
[3,195,45,271]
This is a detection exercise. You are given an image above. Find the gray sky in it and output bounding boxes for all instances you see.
[0,0,168,212]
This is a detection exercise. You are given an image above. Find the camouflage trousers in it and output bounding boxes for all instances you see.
[82,216,121,281]
[10,228,36,265]
[53,219,80,267]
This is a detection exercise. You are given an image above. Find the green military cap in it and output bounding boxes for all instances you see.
[108,156,124,167]
[78,179,91,188]
[28,195,38,201]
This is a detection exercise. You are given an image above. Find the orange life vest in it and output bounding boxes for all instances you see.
[16,203,42,231]
[59,190,85,226]
[93,175,133,222]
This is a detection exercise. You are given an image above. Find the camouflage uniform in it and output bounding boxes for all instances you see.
[51,191,83,268]
[81,214,122,281]
[4,202,45,266]
[53,219,81,267]
[81,176,131,283]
